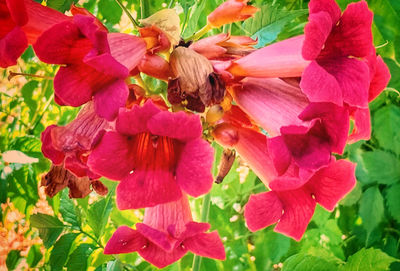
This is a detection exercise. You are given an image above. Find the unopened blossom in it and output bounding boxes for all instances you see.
[0,0,68,67]
[87,100,214,209]
[190,33,257,60]
[34,14,146,120]
[207,0,258,28]
[41,102,110,179]
[168,46,226,112]
[104,195,225,268]
[212,116,356,240]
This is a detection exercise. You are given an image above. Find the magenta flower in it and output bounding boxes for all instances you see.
[300,0,373,108]
[0,0,68,67]
[244,159,356,241]
[104,195,225,268]
[41,102,110,179]
[213,117,355,240]
[230,78,349,170]
[34,15,146,120]
[87,100,214,209]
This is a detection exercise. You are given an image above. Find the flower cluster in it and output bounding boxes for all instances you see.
[1,0,390,267]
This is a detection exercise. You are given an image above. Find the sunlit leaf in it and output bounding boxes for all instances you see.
[30,213,65,248]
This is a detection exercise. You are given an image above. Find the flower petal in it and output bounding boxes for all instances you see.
[244,191,283,232]
[136,223,175,252]
[116,100,161,135]
[148,111,202,141]
[184,231,226,260]
[138,242,187,269]
[0,27,28,68]
[93,79,129,121]
[368,56,390,102]
[176,139,214,197]
[87,131,134,180]
[348,107,371,143]
[308,0,341,25]
[267,136,291,176]
[116,170,182,209]
[104,226,146,254]
[306,159,356,211]
[274,188,316,241]
[41,125,65,165]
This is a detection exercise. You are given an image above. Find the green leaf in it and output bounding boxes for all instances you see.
[282,253,338,271]
[47,0,77,12]
[87,190,113,239]
[60,190,80,228]
[341,248,398,271]
[182,0,207,38]
[27,245,42,268]
[373,105,400,155]
[66,244,96,271]
[254,230,290,268]
[6,250,21,270]
[361,150,400,185]
[359,187,384,235]
[340,182,362,206]
[30,213,65,248]
[21,81,38,117]
[98,0,123,25]
[50,233,79,271]
[243,4,307,47]
[385,183,400,223]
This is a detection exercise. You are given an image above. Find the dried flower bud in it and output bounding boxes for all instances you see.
[168,46,226,112]
[216,149,236,184]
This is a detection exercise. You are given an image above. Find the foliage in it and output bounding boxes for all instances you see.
[1,0,400,270]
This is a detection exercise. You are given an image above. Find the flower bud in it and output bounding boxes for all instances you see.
[168,46,226,112]
[212,123,239,147]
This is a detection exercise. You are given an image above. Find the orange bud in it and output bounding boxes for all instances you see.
[207,0,258,28]
[212,123,239,147]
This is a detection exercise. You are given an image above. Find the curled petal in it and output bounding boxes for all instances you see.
[244,191,283,232]
[207,0,258,28]
[184,231,226,260]
[176,139,214,197]
[104,226,146,254]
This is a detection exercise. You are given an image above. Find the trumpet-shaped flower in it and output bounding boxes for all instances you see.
[34,15,146,120]
[104,195,225,268]
[0,0,68,67]
[87,100,214,209]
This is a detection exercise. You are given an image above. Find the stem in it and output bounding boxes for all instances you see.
[140,0,149,19]
[81,229,104,248]
[8,71,53,81]
[114,0,140,27]
[192,193,211,271]
[28,93,53,134]
[185,24,212,42]
[168,0,174,8]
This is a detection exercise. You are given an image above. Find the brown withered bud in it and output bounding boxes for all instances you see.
[216,149,236,184]
[41,164,107,198]
[168,46,226,112]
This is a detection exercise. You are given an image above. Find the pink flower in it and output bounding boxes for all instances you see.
[207,0,258,28]
[230,78,350,170]
[87,100,214,209]
[33,15,146,120]
[212,119,356,240]
[0,0,68,67]
[41,102,110,179]
[300,0,373,108]
[104,195,225,268]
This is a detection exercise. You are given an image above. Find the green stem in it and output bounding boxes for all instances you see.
[185,24,212,42]
[28,93,53,134]
[192,193,211,271]
[140,0,149,19]
[115,0,140,27]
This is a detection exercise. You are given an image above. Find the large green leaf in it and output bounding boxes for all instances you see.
[341,248,398,271]
[6,250,21,271]
[60,190,80,228]
[243,4,307,47]
[30,213,65,248]
[359,186,384,235]
[385,183,400,223]
[27,245,43,268]
[373,105,400,155]
[282,253,338,271]
[87,190,113,239]
[361,150,400,185]
[98,0,123,25]
[182,0,207,39]
[47,0,77,12]
[66,244,96,271]
[50,233,79,271]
